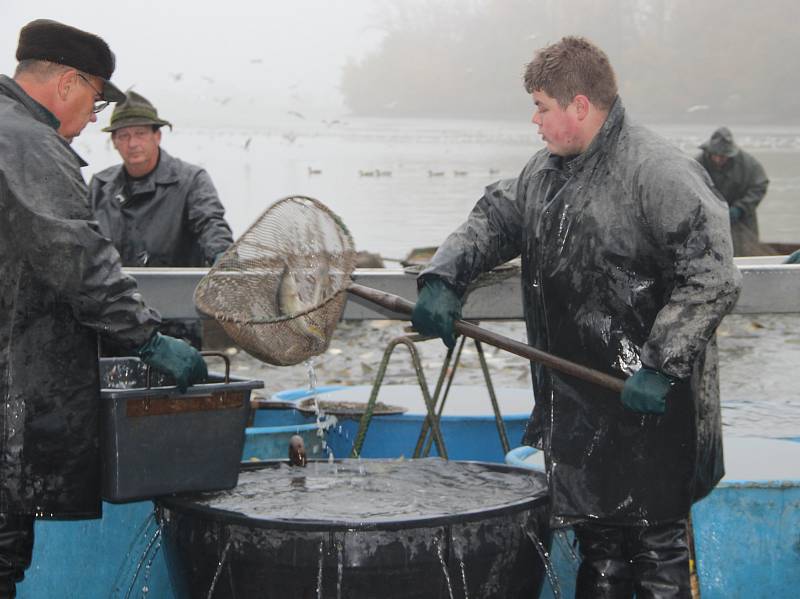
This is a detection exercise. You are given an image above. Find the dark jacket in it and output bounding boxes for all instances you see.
[696,149,769,256]
[421,99,741,527]
[88,150,233,267]
[0,75,161,517]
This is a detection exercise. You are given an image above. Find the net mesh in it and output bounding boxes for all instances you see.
[194,196,357,365]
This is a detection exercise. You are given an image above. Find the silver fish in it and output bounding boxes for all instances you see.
[276,261,329,350]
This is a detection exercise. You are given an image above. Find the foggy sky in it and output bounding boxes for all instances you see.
[1,0,388,127]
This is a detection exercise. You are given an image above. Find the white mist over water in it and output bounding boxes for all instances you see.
[71,119,800,260]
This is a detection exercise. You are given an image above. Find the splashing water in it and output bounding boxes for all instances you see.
[305,356,333,458]
[139,536,161,598]
[205,539,232,599]
[524,526,562,599]
[554,529,580,567]
[435,533,455,599]
[110,512,158,597]
[306,357,318,394]
[316,538,325,599]
[336,541,344,599]
[123,526,162,599]
[451,530,470,599]
[192,459,545,522]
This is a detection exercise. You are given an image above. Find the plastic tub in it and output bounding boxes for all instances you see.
[99,356,263,502]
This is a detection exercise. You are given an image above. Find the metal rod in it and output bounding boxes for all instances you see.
[351,335,447,459]
[414,341,456,458]
[421,334,466,458]
[475,339,510,454]
[347,283,626,394]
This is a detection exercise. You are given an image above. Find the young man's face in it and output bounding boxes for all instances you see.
[531,90,582,157]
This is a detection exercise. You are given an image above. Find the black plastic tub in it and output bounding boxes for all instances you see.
[156,459,551,599]
[99,356,263,502]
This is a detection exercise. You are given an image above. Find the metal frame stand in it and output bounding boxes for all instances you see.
[350,329,511,459]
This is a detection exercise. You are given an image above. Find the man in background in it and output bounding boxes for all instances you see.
[0,20,206,596]
[412,36,740,598]
[696,126,769,256]
[89,91,234,347]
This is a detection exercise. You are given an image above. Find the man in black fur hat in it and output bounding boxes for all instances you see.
[0,19,208,597]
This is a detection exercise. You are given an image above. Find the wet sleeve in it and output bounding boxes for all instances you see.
[419,176,527,297]
[732,156,769,213]
[638,158,742,380]
[0,173,161,349]
[185,169,234,264]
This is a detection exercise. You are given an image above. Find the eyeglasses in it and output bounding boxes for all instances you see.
[77,73,110,114]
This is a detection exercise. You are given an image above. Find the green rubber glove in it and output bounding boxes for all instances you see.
[785,250,800,264]
[729,205,743,222]
[620,367,676,415]
[411,278,463,349]
[137,333,208,393]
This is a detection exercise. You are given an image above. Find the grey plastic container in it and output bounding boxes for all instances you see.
[99,355,264,503]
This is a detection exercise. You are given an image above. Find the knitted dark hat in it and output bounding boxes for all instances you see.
[16,19,125,102]
[699,126,739,158]
[102,91,172,132]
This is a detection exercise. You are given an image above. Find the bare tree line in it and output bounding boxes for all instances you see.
[341,0,800,123]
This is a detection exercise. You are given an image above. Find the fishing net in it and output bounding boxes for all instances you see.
[194,196,357,366]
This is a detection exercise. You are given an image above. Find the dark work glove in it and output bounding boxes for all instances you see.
[729,205,744,222]
[411,278,463,349]
[785,250,800,264]
[137,333,208,392]
[620,367,676,415]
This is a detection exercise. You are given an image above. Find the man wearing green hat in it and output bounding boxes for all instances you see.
[90,90,233,269]
[696,126,769,256]
[0,19,207,596]
[89,91,234,348]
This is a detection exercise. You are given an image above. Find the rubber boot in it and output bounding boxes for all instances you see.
[628,520,691,599]
[0,514,35,599]
[574,523,634,599]
[574,519,691,599]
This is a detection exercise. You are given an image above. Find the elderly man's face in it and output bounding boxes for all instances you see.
[56,71,100,141]
[112,126,161,175]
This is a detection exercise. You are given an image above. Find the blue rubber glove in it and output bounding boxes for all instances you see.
[785,250,800,264]
[620,367,676,415]
[411,278,463,349]
[729,205,744,222]
[137,333,208,392]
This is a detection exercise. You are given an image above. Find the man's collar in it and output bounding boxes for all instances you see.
[0,74,61,131]
[550,96,624,173]
[0,74,88,167]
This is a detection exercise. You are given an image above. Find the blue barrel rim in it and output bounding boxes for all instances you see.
[246,417,337,436]
[271,385,348,402]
